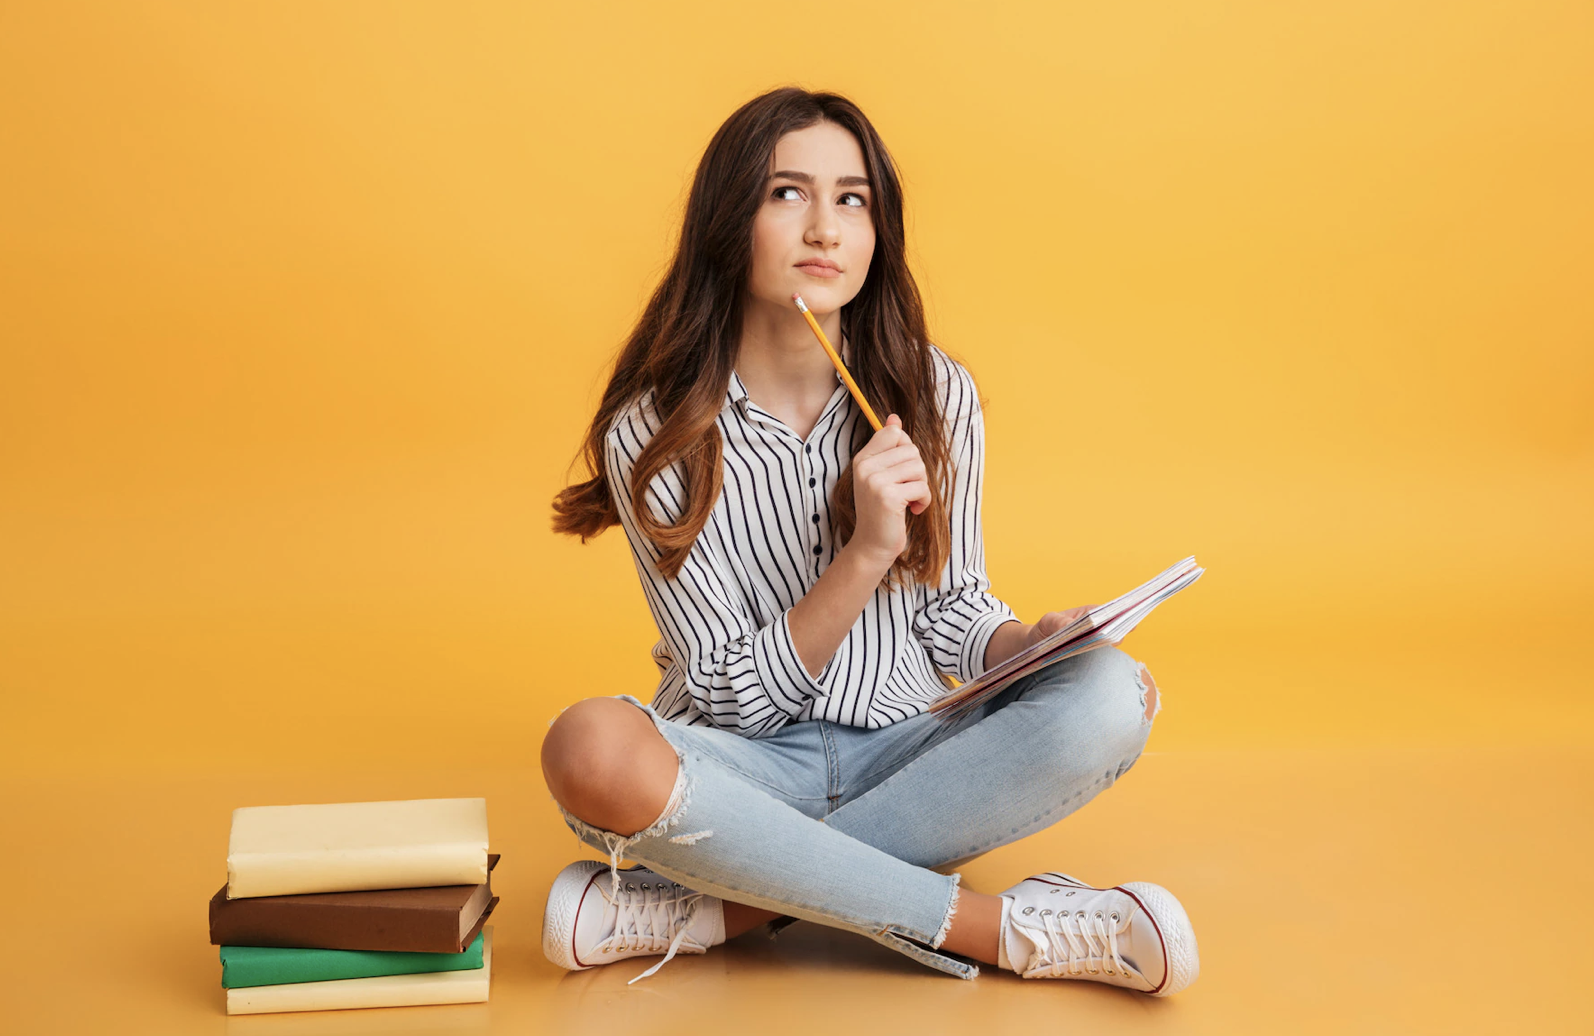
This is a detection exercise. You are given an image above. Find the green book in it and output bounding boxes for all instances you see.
[220,930,485,988]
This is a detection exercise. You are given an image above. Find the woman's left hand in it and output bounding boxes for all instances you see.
[984,604,1100,671]
[1024,605,1096,650]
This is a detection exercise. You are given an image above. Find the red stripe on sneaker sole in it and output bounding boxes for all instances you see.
[1113,885,1171,995]
[569,869,605,969]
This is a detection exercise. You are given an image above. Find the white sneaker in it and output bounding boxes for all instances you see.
[542,860,726,983]
[997,872,1199,996]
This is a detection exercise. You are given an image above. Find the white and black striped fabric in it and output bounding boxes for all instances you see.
[605,346,1016,738]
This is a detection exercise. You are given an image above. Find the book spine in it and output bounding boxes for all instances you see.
[225,973,490,1015]
[221,933,485,988]
[227,842,488,899]
[210,900,457,954]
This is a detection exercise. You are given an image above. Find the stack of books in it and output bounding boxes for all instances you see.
[208,797,498,1016]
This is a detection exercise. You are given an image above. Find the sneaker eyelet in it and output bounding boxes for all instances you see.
[1022,906,1035,915]
[1110,912,1119,921]
[1050,888,1059,894]
[1095,911,1104,919]
[1040,909,1052,917]
[1066,891,1076,896]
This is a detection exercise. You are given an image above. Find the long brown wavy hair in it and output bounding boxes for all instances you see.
[552,86,952,588]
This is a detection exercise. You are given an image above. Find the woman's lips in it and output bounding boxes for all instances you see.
[796,263,841,278]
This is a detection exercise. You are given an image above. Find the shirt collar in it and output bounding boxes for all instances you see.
[725,368,751,412]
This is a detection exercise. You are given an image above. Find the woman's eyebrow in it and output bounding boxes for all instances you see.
[769,170,871,188]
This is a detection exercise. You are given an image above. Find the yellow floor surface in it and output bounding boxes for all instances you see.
[2,747,1589,1034]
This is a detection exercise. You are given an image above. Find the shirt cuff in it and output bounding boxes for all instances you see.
[753,609,831,714]
[959,607,1020,683]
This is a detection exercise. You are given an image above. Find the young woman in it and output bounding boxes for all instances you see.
[539,87,1199,994]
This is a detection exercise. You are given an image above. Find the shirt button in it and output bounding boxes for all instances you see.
[811,514,820,523]
[812,545,822,556]
[805,444,811,455]
[808,477,816,487]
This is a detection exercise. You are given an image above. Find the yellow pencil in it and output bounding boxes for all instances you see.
[791,293,883,432]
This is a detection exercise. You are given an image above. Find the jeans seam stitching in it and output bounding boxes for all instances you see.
[820,720,841,812]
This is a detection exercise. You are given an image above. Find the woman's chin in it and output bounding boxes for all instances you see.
[782,282,851,312]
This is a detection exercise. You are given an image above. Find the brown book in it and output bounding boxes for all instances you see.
[209,854,499,952]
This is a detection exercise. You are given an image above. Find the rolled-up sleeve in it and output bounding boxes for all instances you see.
[911,362,1017,682]
[607,413,828,737]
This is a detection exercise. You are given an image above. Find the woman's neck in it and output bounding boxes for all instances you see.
[734,296,846,441]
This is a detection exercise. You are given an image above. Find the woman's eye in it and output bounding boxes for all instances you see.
[773,186,801,201]
[840,193,866,208]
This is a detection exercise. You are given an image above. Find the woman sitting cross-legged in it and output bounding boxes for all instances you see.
[539,85,1199,995]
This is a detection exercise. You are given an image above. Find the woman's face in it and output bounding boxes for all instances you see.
[746,121,876,317]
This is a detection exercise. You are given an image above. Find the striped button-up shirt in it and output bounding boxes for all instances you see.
[605,346,1016,737]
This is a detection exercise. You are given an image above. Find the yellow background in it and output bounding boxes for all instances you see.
[4,2,1591,770]
[1,2,1590,1032]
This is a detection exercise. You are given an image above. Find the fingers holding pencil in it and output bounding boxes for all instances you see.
[851,413,930,563]
[857,414,929,516]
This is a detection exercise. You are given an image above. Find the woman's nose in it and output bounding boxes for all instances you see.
[806,205,841,245]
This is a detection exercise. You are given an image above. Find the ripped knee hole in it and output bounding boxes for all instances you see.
[1137,662,1160,721]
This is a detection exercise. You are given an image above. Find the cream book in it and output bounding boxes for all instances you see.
[227,797,489,899]
[225,927,492,1015]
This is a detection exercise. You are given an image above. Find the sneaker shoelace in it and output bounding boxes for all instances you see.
[1031,907,1131,979]
[592,876,707,984]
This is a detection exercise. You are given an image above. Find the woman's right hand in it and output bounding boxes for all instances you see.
[847,413,930,567]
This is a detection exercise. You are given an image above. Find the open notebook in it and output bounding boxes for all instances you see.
[929,556,1204,722]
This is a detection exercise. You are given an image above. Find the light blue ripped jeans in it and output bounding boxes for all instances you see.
[555,646,1158,980]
